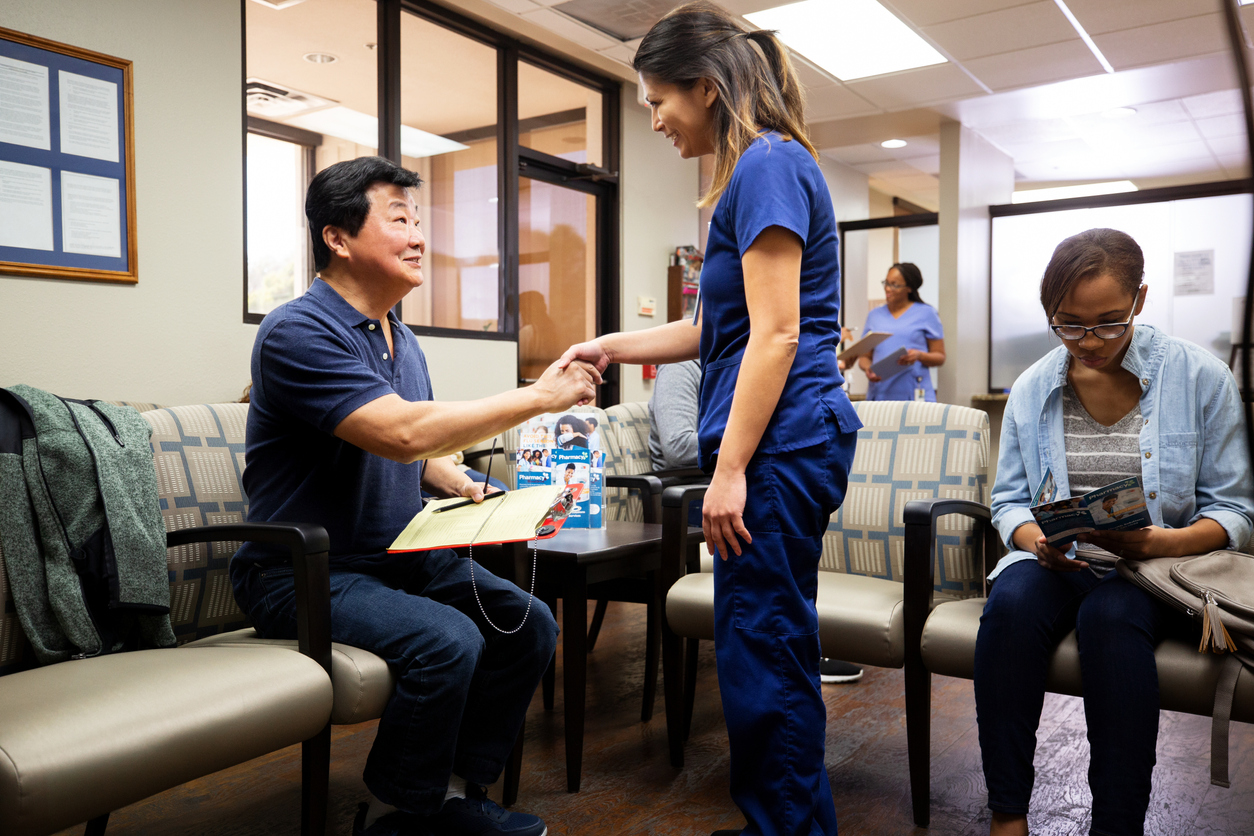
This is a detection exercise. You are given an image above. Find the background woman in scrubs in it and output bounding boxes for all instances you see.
[557,3,860,834]
[858,262,946,400]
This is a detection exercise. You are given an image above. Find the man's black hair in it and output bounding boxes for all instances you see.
[305,156,423,271]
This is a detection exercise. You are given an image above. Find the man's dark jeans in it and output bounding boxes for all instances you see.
[232,548,558,816]
[974,558,1194,836]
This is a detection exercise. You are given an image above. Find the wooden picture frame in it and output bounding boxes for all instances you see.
[0,26,137,283]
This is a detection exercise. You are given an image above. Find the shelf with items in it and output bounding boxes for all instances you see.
[667,245,702,323]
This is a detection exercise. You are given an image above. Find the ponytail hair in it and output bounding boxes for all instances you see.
[891,262,925,304]
[633,1,816,208]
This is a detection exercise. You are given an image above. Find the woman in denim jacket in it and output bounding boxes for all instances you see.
[976,228,1254,836]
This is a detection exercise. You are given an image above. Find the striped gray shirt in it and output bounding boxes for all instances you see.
[1063,385,1144,571]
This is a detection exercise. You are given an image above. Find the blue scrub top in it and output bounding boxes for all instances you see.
[862,302,943,401]
[697,133,861,471]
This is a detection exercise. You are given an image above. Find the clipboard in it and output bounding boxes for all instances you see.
[837,331,891,363]
[869,346,910,380]
[388,484,583,552]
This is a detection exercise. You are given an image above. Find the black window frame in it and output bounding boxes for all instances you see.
[241,0,622,406]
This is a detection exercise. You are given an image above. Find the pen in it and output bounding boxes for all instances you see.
[434,436,500,513]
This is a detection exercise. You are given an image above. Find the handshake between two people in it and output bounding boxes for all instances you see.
[533,338,612,411]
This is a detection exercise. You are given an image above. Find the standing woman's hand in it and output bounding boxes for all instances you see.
[557,340,613,375]
[704,466,752,560]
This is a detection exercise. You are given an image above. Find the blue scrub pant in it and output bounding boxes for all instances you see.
[232,548,557,816]
[974,559,1194,835]
[712,418,857,836]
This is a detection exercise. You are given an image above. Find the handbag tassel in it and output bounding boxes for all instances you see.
[1200,590,1237,654]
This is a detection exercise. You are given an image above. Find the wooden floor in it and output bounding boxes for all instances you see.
[63,601,1254,836]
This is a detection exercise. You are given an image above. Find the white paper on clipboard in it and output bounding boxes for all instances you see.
[837,331,891,364]
[869,346,910,380]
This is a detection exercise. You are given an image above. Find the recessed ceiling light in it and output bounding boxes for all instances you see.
[745,0,945,82]
[303,52,339,64]
[1011,180,1137,204]
[881,139,907,149]
[1102,106,1137,119]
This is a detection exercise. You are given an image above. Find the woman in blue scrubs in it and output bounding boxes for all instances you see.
[858,263,946,400]
[558,4,860,834]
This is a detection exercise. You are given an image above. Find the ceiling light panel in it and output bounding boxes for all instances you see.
[745,0,946,82]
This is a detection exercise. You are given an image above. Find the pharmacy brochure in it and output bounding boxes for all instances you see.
[1030,469,1153,546]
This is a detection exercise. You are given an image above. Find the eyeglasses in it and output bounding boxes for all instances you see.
[1050,313,1135,341]
[881,281,908,290]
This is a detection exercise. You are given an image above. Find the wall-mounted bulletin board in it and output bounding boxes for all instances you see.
[0,26,136,283]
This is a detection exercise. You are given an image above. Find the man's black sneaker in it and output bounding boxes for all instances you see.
[819,658,863,683]
[353,802,429,836]
[427,783,547,836]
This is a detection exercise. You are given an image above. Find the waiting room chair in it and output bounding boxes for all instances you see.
[664,400,993,818]
[0,401,334,836]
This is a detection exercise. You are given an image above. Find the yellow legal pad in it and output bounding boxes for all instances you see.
[388,484,569,552]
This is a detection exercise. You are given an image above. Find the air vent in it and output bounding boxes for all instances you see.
[245,78,335,120]
[552,0,674,41]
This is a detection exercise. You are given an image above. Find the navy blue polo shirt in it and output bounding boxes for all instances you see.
[697,133,861,471]
[236,279,432,568]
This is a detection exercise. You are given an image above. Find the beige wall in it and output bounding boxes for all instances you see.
[0,0,254,405]
[618,84,700,406]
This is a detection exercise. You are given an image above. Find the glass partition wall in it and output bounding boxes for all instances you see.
[242,0,621,400]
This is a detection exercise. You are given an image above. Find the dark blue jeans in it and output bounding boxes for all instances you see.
[231,548,558,816]
[974,559,1194,836]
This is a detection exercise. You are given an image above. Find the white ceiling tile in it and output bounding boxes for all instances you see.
[1065,0,1209,36]
[892,134,941,155]
[978,119,1080,146]
[1204,135,1249,159]
[1067,98,1191,128]
[1114,139,1213,167]
[1005,137,1094,164]
[518,8,619,49]
[486,0,542,13]
[852,161,924,177]
[597,44,636,65]
[826,143,900,166]
[921,2,1076,62]
[900,153,941,175]
[879,0,1036,29]
[804,84,881,121]
[1194,114,1247,141]
[1092,14,1227,72]
[843,63,984,110]
[1119,155,1224,179]
[1182,89,1244,120]
[793,55,836,90]
[962,39,1104,91]
[1075,117,1202,151]
[1014,152,1128,181]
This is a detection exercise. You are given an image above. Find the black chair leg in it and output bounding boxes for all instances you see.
[904,658,931,828]
[641,598,661,722]
[85,813,109,836]
[503,719,524,807]
[302,723,331,836]
[587,599,609,652]
[683,637,699,740]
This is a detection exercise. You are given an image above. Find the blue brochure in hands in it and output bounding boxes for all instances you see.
[1030,469,1153,547]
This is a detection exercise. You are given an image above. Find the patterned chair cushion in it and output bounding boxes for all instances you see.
[821,400,990,600]
[0,403,254,675]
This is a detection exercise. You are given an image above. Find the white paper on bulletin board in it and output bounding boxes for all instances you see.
[1174,249,1214,296]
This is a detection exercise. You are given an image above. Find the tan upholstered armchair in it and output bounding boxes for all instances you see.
[664,400,995,821]
[0,402,334,836]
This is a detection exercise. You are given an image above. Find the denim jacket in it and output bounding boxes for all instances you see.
[989,324,1254,579]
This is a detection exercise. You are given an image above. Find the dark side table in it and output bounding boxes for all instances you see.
[496,522,672,793]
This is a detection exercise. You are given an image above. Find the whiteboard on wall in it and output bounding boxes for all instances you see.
[990,193,1252,391]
